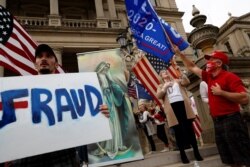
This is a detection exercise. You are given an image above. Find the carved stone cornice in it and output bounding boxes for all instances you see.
[218,20,250,36]
[190,14,207,28]
[236,46,250,57]
[156,9,184,17]
[188,25,219,49]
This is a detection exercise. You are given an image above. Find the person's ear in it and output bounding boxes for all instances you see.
[55,62,59,68]
[217,60,223,67]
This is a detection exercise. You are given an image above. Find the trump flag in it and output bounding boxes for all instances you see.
[125,0,189,63]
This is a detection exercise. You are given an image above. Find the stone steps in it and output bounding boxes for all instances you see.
[162,155,225,167]
[107,144,221,167]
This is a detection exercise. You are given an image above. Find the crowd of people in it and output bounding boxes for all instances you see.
[1,42,249,167]
[133,46,250,167]
[134,67,204,164]
[174,46,250,167]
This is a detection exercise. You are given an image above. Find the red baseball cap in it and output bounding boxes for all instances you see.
[204,51,229,65]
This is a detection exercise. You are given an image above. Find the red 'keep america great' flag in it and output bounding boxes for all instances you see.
[0,5,64,75]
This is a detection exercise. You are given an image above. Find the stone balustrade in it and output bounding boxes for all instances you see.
[61,19,97,28]
[16,16,97,28]
[17,16,49,26]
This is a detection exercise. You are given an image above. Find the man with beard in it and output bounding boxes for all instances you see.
[13,44,109,167]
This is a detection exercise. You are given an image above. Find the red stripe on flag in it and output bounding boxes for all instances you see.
[128,86,137,99]
[167,66,178,79]
[132,57,162,106]
[141,57,161,85]
[136,62,158,91]
[0,101,28,111]
[0,45,37,75]
[192,115,202,138]
[13,19,37,49]
[0,61,20,74]
[12,31,35,61]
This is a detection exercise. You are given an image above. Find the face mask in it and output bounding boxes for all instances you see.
[206,61,217,73]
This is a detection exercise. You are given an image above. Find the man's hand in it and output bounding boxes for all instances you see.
[172,45,202,78]
[99,104,109,118]
[211,83,223,95]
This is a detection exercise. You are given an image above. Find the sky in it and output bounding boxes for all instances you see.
[175,0,250,32]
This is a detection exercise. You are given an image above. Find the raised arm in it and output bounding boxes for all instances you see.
[173,46,202,78]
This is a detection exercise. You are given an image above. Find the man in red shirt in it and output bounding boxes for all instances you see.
[174,46,250,167]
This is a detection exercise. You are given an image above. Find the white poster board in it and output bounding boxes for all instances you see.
[0,72,112,163]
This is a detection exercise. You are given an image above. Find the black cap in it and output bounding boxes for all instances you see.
[35,44,58,62]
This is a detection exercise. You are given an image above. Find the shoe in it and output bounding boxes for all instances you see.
[180,152,190,164]
[160,147,170,152]
[146,151,156,155]
[194,152,203,161]
[81,163,88,167]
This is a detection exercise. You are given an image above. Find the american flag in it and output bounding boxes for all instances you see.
[169,59,181,79]
[146,54,180,79]
[192,115,202,138]
[0,5,64,75]
[146,53,170,74]
[127,74,137,99]
[132,56,162,105]
[190,97,203,138]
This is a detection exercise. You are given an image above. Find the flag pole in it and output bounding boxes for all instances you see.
[158,21,174,49]
[158,21,181,78]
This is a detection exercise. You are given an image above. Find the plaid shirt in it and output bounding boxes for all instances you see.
[13,148,79,167]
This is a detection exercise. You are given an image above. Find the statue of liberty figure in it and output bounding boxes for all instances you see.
[92,61,130,159]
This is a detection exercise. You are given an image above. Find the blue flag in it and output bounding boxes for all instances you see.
[136,81,153,100]
[125,0,189,63]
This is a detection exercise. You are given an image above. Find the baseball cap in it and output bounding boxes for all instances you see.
[35,44,58,62]
[204,51,229,65]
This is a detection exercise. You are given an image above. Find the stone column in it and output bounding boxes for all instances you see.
[48,0,61,26]
[50,0,59,15]
[157,0,170,8]
[95,0,105,18]
[0,0,6,7]
[95,0,108,28]
[107,0,121,28]
[107,0,117,18]
[53,47,63,65]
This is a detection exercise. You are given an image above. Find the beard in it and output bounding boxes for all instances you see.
[39,69,52,74]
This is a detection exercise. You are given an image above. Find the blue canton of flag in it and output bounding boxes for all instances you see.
[124,0,189,64]
[136,81,153,100]
[146,54,170,74]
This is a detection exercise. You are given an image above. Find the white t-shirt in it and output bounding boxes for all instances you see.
[167,82,183,103]
[199,81,208,103]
